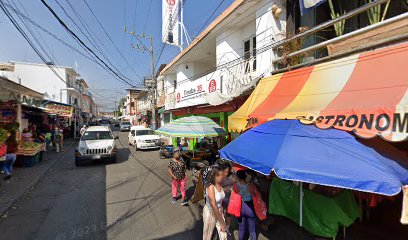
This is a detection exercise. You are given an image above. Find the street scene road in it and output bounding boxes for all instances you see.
[2,0,408,240]
[0,127,202,240]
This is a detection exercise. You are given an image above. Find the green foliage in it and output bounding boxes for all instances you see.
[19,141,41,150]
[118,97,127,111]
[3,122,19,132]
[329,0,346,37]
[0,128,8,144]
[365,0,390,25]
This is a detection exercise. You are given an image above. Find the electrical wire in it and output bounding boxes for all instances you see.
[82,0,143,81]
[142,0,153,33]
[39,0,135,87]
[0,1,87,96]
[54,0,134,83]
[194,0,226,36]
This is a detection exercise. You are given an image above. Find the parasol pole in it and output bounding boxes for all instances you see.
[300,182,303,227]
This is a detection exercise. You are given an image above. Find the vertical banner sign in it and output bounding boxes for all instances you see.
[162,0,179,46]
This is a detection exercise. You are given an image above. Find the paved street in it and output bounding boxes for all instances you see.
[0,128,202,240]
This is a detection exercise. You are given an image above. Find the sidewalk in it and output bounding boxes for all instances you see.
[0,139,76,217]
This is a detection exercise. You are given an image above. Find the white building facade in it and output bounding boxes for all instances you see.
[0,61,84,107]
[160,0,286,114]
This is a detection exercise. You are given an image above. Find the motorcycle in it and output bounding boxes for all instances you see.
[159,144,174,159]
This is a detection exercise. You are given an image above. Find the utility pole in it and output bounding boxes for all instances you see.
[149,35,157,129]
[129,32,157,129]
[114,97,117,120]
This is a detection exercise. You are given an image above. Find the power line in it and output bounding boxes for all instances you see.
[5,0,54,62]
[2,2,119,70]
[142,0,153,33]
[82,0,143,81]
[132,0,138,31]
[0,1,86,98]
[195,0,226,36]
[54,0,133,83]
[39,0,135,87]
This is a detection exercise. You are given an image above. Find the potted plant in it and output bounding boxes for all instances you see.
[327,0,408,56]
[329,0,346,37]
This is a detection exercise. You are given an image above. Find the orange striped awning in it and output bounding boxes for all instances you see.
[229,42,408,142]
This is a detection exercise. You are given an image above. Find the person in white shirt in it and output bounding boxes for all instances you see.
[80,125,87,136]
[203,165,227,240]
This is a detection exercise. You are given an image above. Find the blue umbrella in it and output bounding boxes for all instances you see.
[220,120,408,196]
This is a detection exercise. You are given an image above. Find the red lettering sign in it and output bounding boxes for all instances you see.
[208,79,217,93]
[176,92,181,103]
[167,0,176,6]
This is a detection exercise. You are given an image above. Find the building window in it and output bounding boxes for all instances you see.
[173,80,177,92]
[244,40,251,73]
[252,36,257,71]
[244,37,256,73]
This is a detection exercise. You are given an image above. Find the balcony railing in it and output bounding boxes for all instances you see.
[271,0,408,72]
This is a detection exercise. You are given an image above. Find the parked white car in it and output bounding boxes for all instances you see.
[75,126,118,166]
[128,126,161,150]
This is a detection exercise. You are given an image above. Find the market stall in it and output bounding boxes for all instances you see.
[220,119,408,238]
[155,116,226,164]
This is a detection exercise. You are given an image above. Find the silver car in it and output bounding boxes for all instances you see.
[120,121,132,132]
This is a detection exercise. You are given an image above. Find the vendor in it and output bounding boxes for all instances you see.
[209,142,219,165]
[0,131,19,180]
[21,128,33,142]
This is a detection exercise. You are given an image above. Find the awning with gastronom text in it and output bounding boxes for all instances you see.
[229,42,408,142]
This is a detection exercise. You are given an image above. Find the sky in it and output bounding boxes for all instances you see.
[0,0,234,111]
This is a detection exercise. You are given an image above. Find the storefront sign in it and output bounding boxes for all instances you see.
[246,112,408,142]
[162,0,179,46]
[44,103,73,117]
[174,74,220,109]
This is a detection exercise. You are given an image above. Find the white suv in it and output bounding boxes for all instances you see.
[75,126,118,166]
[128,126,161,150]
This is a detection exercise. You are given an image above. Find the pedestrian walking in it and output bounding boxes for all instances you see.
[168,152,188,206]
[203,165,227,240]
[80,125,87,136]
[221,162,234,230]
[53,127,62,153]
[234,170,257,240]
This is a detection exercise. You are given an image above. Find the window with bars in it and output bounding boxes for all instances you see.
[243,37,257,73]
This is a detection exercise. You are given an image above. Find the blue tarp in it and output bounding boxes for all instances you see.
[300,0,328,15]
[220,120,408,196]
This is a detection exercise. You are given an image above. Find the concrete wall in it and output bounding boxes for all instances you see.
[256,0,286,76]
[0,63,83,105]
[216,21,256,66]
[161,0,287,109]
[14,63,69,102]
[176,61,212,83]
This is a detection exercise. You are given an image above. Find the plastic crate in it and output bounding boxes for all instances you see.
[15,154,38,167]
